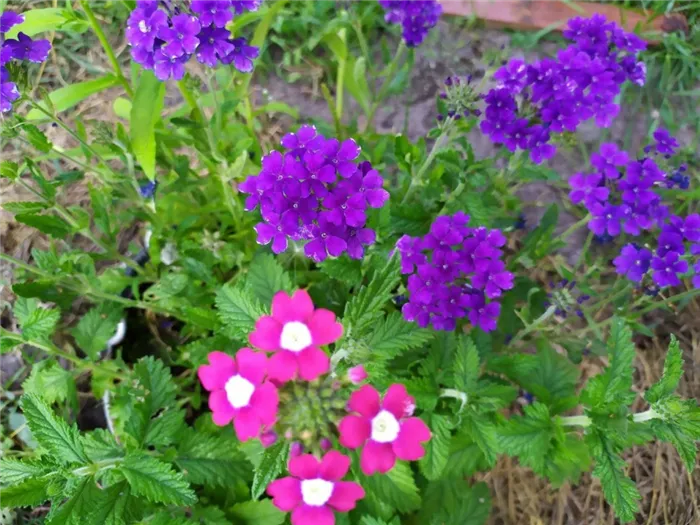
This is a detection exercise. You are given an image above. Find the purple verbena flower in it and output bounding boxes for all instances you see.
[590,142,628,180]
[569,172,608,212]
[613,244,651,282]
[190,0,234,28]
[665,214,700,243]
[378,0,442,48]
[651,252,688,288]
[220,37,259,73]
[589,204,625,237]
[126,7,168,50]
[653,128,679,156]
[5,32,51,63]
[0,11,24,33]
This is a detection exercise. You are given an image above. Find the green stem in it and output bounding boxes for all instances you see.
[556,214,591,242]
[72,457,123,477]
[80,0,133,97]
[401,121,453,204]
[510,305,557,345]
[176,79,204,123]
[364,40,407,131]
[559,414,592,427]
[335,53,346,140]
[633,408,660,423]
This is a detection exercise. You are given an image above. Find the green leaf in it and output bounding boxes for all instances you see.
[89,184,112,237]
[454,336,480,394]
[19,304,60,341]
[0,458,51,485]
[359,461,421,513]
[420,479,491,525]
[144,409,185,447]
[251,440,288,500]
[343,254,400,336]
[463,413,499,467]
[1,160,19,180]
[646,335,683,404]
[22,360,76,405]
[131,70,165,180]
[120,453,196,506]
[21,393,88,464]
[366,312,434,359]
[15,213,73,238]
[497,402,553,473]
[47,476,99,525]
[245,253,292,305]
[442,431,488,479]
[215,284,265,340]
[27,75,121,120]
[319,256,363,286]
[2,201,49,214]
[588,430,640,523]
[230,500,285,525]
[71,303,123,360]
[82,429,124,461]
[419,413,451,480]
[0,476,50,507]
[4,8,68,38]
[25,124,54,153]
[175,428,250,488]
[89,482,131,525]
[133,356,176,414]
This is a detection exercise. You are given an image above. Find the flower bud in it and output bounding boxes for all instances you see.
[348,365,367,384]
[290,442,304,457]
[260,431,277,448]
[320,438,332,451]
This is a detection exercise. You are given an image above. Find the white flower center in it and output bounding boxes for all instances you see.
[301,478,334,507]
[280,321,312,352]
[224,375,255,409]
[371,410,400,443]
[138,20,149,33]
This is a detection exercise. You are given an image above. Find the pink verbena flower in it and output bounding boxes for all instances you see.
[267,450,364,525]
[338,384,430,475]
[249,290,342,382]
[347,365,367,384]
[197,349,278,441]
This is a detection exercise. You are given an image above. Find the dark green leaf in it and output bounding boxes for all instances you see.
[15,213,72,238]
[120,453,196,506]
[215,284,265,340]
[646,335,683,404]
[245,253,292,305]
[251,440,288,500]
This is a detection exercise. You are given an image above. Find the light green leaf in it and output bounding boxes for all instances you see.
[245,253,292,306]
[442,431,488,479]
[464,414,499,467]
[646,335,683,404]
[22,360,75,405]
[88,482,131,525]
[454,336,480,394]
[366,312,434,359]
[19,304,60,341]
[651,419,697,472]
[231,500,285,525]
[419,413,451,480]
[15,213,73,238]
[5,8,67,38]
[21,393,87,464]
[120,453,196,506]
[0,161,19,180]
[27,75,120,120]
[82,429,124,461]
[133,356,176,415]
[131,70,165,180]
[113,97,132,119]
[175,428,249,488]
[0,477,50,507]
[0,458,51,485]
[319,256,363,286]
[497,402,553,473]
[71,303,123,360]
[2,201,49,214]
[215,284,265,340]
[251,440,288,500]
[47,476,98,525]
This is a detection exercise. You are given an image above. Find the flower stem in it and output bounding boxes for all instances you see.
[401,121,453,204]
[559,414,592,427]
[632,408,660,423]
[556,213,591,242]
[364,40,407,131]
[79,0,133,97]
[176,79,204,123]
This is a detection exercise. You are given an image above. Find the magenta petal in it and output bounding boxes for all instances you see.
[297,347,330,381]
[197,351,236,391]
[249,316,283,351]
[327,481,365,512]
[234,406,261,441]
[267,351,298,382]
[348,385,381,418]
[235,348,267,384]
[360,440,396,475]
[291,505,334,525]
[250,382,279,426]
[308,309,343,346]
[268,477,302,512]
[382,384,414,419]
[273,290,314,323]
[208,390,235,426]
[289,454,320,479]
[338,415,370,449]
[319,450,351,481]
[393,417,431,461]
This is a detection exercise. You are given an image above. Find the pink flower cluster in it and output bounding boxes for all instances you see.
[197,289,431,525]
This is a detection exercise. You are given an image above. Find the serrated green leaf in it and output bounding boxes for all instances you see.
[47,476,98,525]
[245,253,292,305]
[463,413,499,467]
[88,482,131,525]
[175,428,250,488]
[230,500,285,525]
[420,479,491,525]
[343,254,400,336]
[454,335,480,394]
[71,304,123,360]
[651,419,697,472]
[144,409,185,447]
[366,312,433,358]
[359,460,421,513]
[16,212,72,237]
[442,430,488,479]
[588,430,640,523]
[133,356,176,415]
[319,256,363,286]
[0,458,52,485]
[215,284,265,340]
[2,201,49,214]
[646,336,683,404]
[120,453,196,506]
[419,413,451,480]
[21,393,88,464]
[22,360,75,405]
[20,303,60,341]
[82,429,124,461]
[497,402,553,473]
[0,476,50,507]
[251,440,288,500]
[1,160,19,180]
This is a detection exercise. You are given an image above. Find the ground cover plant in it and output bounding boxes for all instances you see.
[0,1,699,524]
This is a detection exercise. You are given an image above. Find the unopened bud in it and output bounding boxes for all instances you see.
[320,438,332,451]
[348,365,368,384]
[260,431,277,448]
[290,442,304,457]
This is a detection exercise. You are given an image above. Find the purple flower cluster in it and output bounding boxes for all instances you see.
[568,130,698,289]
[480,14,646,164]
[396,213,514,332]
[378,0,442,48]
[240,125,389,262]
[126,0,260,81]
[1,12,51,113]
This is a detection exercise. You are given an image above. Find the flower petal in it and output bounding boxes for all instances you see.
[348,384,381,418]
[267,351,298,383]
[297,347,330,381]
[381,384,414,419]
[360,440,396,475]
[249,316,283,351]
[308,309,343,346]
[319,450,350,481]
[393,417,431,461]
[250,382,279,426]
[267,477,302,512]
[291,505,335,525]
[235,347,267,385]
[208,390,235,426]
[289,454,320,480]
[233,406,261,441]
[327,481,365,512]
[197,351,236,391]
[272,289,314,323]
[338,415,371,449]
